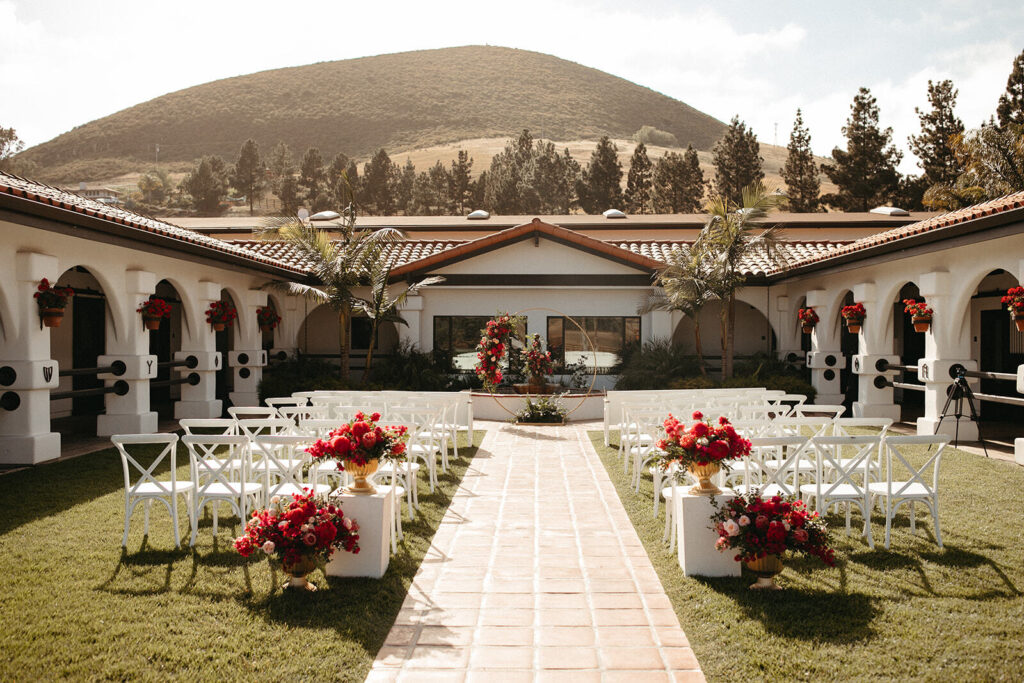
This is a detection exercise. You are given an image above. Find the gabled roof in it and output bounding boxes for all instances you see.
[387,218,665,277]
[0,171,305,275]
[614,241,848,277]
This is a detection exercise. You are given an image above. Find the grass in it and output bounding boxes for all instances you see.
[589,430,1024,681]
[0,432,483,681]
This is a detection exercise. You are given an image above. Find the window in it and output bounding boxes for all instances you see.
[433,316,492,370]
[351,318,376,350]
[547,316,640,370]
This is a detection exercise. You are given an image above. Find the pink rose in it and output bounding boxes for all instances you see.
[738,515,750,527]
[303,533,317,546]
[261,541,275,554]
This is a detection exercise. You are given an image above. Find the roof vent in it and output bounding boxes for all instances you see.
[467,209,490,220]
[310,210,341,221]
[869,206,909,216]
[603,208,627,219]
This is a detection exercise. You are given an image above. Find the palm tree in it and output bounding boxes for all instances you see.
[259,193,401,383]
[354,260,443,381]
[640,241,717,377]
[696,182,785,379]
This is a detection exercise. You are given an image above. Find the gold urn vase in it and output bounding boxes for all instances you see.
[744,554,783,590]
[686,462,722,495]
[281,554,319,591]
[344,458,379,495]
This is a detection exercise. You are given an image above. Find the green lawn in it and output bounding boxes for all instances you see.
[590,431,1024,682]
[0,432,483,681]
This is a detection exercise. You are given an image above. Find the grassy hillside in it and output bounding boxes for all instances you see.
[22,46,729,183]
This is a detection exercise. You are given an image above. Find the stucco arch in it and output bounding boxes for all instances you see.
[56,263,125,342]
[219,285,248,348]
[825,288,854,341]
[949,260,1022,338]
[154,275,197,339]
[0,280,14,344]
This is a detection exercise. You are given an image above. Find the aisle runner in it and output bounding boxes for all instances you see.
[366,422,704,682]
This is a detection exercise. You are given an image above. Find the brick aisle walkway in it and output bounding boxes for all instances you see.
[366,422,704,682]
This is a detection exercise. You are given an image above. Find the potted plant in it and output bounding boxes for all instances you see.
[522,333,554,393]
[797,307,819,334]
[305,411,409,495]
[655,412,752,495]
[205,300,237,332]
[903,298,934,333]
[33,278,74,328]
[1001,286,1024,332]
[257,306,281,334]
[513,394,568,425]
[137,297,172,331]
[841,302,866,333]
[711,491,835,590]
[234,490,360,591]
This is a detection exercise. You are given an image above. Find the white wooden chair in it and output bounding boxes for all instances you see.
[227,406,278,420]
[796,404,846,420]
[800,435,879,548]
[111,433,194,548]
[182,434,263,546]
[251,434,331,500]
[868,435,949,549]
[734,436,812,498]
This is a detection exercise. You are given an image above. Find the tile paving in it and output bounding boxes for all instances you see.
[366,422,704,682]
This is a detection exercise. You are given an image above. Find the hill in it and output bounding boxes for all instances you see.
[21,46,729,183]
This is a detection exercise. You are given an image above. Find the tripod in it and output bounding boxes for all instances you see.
[934,368,989,457]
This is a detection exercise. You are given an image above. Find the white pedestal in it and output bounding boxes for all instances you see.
[676,489,741,578]
[325,486,393,579]
[1015,438,1024,467]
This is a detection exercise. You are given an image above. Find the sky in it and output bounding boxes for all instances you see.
[2,0,1022,173]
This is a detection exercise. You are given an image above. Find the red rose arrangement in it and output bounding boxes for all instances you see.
[841,302,866,322]
[474,313,519,390]
[34,278,74,309]
[137,297,172,319]
[523,333,553,381]
[902,299,933,320]
[797,307,819,326]
[305,411,409,470]
[710,491,835,567]
[656,411,752,474]
[256,306,281,330]
[234,489,360,566]
[206,300,237,328]
[1001,286,1024,314]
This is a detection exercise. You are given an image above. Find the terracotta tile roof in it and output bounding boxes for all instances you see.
[780,190,1024,271]
[231,239,465,271]
[613,241,848,276]
[0,171,305,274]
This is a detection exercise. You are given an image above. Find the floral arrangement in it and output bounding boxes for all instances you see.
[711,491,835,567]
[34,278,74,310]
[523,333,554,381]
[902,299,933,320]
[257,306,281,330]
[513,395,567,424]
[474,313,519,390]
[841,302,866,322]
[797,307,819,326]
[205,300,237,327]
[1002,286,1024,315]
[137,297,172,319]
[234,490,360,566]
[656,411,752,474]
[305,411,409,469]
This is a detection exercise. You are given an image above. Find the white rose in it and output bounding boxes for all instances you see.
[723,519,740,537]
[738,515,750,527]
[261,541,275,554]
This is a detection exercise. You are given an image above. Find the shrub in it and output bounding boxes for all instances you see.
[633,125,679,147]
[257,356,350,403]
[669,376,718,390]
[613,339,702,390]
[513,395,567,424]
[371,341,478,391]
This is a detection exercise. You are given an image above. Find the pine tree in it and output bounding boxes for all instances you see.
[822,87,903,211]
[780,109,820,212]
[267,141,294,201]
[361,149,398,215]
[652,146,705,213]
[327,152,354,211]
[580,136,623,213]
[624,142,654,214]
[230,139,266,215]
[396,158,416,214]
[449,150,473,214]
[182,155,229,215]
[484,130,538,214]
[997,49,1024,127]
[909,80,964,187]
[278,175,300,216]
[297,147,325,206]
[532,141,579,213]
[712,116,764,206]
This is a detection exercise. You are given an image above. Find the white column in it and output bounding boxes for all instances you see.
[175,281,222,419]
[398,295,424,349]
[0,252,62,464]
[229,289,268,407]
[805,289,844,405]
[774,294,803,366]
[851,283,899,420]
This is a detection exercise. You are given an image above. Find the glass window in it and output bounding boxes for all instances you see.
[547,316,640,369]
[351,318,375,350]
[433,316,491,370]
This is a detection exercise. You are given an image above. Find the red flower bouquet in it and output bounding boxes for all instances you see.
[657,412,751,494]
[711,491,835,569]
[902,299,933,319]
[34,278,74,309]
[206,300,237,330]
[234,490,359,589]
[797,307,819,326]
[523,333,554,382]
[305,412,410,494]
[1002,286,1024,315]
[841,302,866,322]
[473,312,521,390]
[137,297,172,318]
[256,306,281,331]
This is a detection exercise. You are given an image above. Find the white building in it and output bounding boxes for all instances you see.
[1,171,1022,464]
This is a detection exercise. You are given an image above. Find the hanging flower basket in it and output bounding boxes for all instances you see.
[841,302,866,333]
[34,279,74,328]
[137,297,172,331]
[206,300,237,332]
[1001,287,1024,332]
[257,306,281,334]
[903,299,933,333]
[797,307,818,334]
